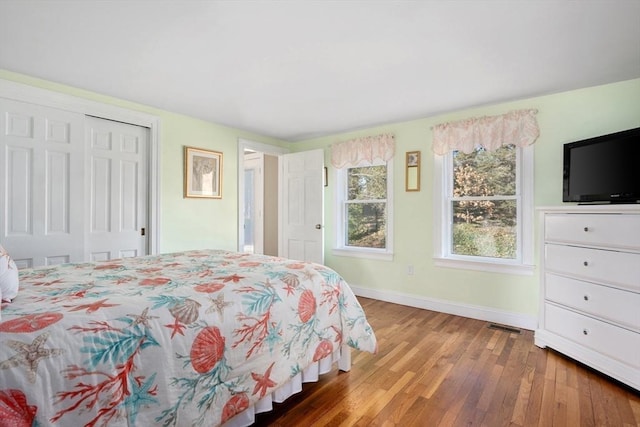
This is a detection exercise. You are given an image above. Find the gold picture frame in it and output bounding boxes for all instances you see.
[406,151,421,192]
[184,146,223,199]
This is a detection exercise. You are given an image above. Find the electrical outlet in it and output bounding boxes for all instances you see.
[407,265,414,275]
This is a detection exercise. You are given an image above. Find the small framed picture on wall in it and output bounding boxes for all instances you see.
[184,146,223,199]
[406,151,420,192]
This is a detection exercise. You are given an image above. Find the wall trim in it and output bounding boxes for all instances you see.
[350,285,538,331]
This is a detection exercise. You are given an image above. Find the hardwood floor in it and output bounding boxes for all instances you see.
[254,298,640,426]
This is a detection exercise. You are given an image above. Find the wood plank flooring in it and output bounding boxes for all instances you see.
[254,298,640,426]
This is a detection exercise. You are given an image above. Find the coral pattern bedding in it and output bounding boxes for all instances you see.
[0,250,377,426]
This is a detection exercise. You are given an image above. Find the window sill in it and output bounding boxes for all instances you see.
[332,248,393,261]
[433,257,534,276]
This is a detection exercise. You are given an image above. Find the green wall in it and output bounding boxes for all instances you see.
[2,69,639,321]
[296,78,640,319]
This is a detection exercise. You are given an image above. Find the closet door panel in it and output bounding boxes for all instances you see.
[91,156,112,233]
[6,146,32,235]
[0,98,84,267]
[86,116,148,261]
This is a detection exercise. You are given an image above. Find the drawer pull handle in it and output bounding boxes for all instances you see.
[583,227,589,232]
[583,261,589,267]
[583,295,589,301]
[583,329,589,336]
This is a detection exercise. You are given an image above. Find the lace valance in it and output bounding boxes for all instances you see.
[432,109,539,155]
[330,133,395,168]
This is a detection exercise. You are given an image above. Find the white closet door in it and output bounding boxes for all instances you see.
[85,116,148,261]
[0,98,85,268]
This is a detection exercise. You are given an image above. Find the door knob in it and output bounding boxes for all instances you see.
[315,224,322,229]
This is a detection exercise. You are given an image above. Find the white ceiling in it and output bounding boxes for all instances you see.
[1,1,639,142]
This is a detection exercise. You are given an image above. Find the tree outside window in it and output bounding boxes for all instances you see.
[345,165,387,249]
[451,145,517,259]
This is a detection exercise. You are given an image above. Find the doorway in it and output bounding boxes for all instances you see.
[237,139,288,256]
[243,151,278,255]
[237,140,325,264]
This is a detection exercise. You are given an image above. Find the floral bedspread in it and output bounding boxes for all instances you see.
[0,250,377,426]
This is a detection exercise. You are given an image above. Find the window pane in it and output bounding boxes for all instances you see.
[346,202,386,248]
[453,145,516,197]
[348,166,387,200]
[452,199,516,259]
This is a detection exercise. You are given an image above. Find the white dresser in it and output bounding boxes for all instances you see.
[535,205,640,391]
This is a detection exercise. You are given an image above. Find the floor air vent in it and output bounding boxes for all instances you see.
[487,323,521,334]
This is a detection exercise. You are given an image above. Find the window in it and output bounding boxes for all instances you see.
[452,145,517,258]
[434,145,533,275]
[334,160,393,260]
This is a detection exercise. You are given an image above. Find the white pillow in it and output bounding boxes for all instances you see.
[0,244,19,303]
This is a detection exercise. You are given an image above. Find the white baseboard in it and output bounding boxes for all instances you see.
[350,285,538,331]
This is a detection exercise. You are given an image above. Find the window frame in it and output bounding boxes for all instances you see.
[333,159,394,261]
[433,145,534,275]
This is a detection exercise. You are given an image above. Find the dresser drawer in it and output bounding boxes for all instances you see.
[545,244,640,292]
[545,303,640,368]
[545,214,640,251]
[545,273,640,331]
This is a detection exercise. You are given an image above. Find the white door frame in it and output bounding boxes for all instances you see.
[0,79,162,255]
[237,138,289,253]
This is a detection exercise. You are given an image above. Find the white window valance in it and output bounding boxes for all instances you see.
[432,109,540,155]
[330,133,395,168]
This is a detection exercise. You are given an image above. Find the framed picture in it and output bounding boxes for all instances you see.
[184,146,223,199]
[405,151,421,192]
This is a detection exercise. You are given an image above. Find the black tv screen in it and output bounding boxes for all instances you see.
[563,127,640,204]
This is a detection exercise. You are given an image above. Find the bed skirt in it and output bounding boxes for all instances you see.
[224,345,352,427]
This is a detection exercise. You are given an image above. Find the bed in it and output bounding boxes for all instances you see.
[0,249,377,426]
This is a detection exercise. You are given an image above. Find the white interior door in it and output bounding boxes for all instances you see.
[281,149,324,264]
[85,116,148,261]
[0,98,85,268]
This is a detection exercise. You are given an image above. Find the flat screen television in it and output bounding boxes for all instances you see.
[562,127,640,204]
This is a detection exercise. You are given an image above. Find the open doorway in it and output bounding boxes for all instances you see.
[237,139,289,255]
[238,140,325,264]
[242,151,279,255]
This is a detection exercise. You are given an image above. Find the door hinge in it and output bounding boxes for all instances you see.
[141,227,146,236]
